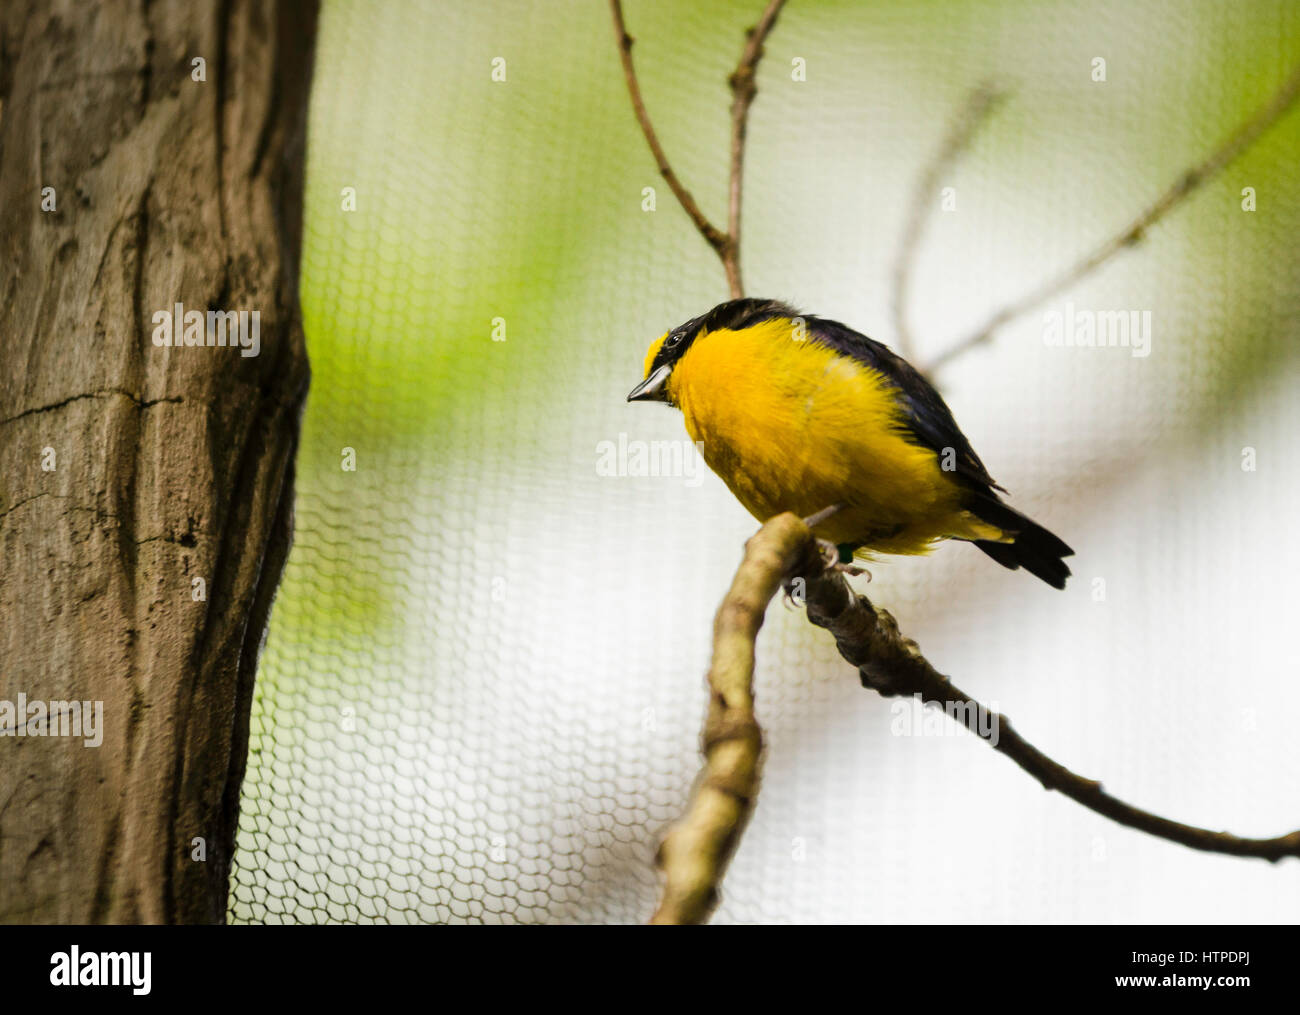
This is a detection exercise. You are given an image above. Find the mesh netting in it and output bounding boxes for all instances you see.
[229,0,1300,923]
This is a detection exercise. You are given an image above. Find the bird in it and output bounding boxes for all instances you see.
[627,298,1073,588]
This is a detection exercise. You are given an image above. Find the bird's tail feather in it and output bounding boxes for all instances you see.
[965,492,1074,590]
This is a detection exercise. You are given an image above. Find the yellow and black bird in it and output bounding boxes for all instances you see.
[628,298,1073,588]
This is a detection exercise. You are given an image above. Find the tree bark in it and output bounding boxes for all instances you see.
[0,0,317,923]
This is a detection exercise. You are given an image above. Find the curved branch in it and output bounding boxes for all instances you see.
[796,567,1300,863]
[608,0,729,256]
[653,512,1297,925]
[926,60,1300,374]
[651,512,817,925]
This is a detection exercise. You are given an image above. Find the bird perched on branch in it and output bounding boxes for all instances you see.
[628,298,1073,588]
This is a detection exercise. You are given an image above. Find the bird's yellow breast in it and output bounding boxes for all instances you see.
[666,318,999,553]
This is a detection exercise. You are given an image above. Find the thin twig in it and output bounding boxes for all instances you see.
[651,512,817,925]
[609,0,786,299]
[725,0,787,298]
[795,561,1300,863]
[608,0,728,255]
[926,60,1300,374]
[890,81,1007,364]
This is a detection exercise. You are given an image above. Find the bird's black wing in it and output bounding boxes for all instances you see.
[805,314,1074,587]
[806,316,1004,493]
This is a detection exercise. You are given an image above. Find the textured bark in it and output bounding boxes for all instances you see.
[0,0,317,923]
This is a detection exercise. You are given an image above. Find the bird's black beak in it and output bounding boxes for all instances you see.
[627,364,672,403]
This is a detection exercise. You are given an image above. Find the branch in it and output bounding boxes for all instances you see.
[796,567,1300,863]
[651,512,818,925]
[653,512,1298,925]
[725,0,787,298]
[609,0,787,299]
[608,0,728,256]
[890,81,1007,364]
[925,60,1300,374]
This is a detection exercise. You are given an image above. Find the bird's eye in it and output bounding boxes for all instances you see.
[666,332,683,347]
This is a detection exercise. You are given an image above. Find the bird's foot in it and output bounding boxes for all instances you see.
[816,539,869,578]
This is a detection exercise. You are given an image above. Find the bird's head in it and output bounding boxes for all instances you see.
[628,298,796,405]
[626,316,703,405]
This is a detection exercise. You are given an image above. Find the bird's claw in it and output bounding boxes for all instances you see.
[816,538,869,578]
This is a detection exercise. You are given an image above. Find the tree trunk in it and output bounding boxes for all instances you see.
[0,0,317,923]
